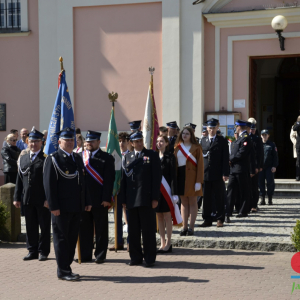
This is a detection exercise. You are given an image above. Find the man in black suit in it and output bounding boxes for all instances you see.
[199,119,229,227]
[78,130,115,263]
[120,131,161,267]
[226,120,255,221]
[166,121,178,154]
[43,127,92,281]
[14,128,51,261]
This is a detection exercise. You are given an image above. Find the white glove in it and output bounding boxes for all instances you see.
[172,195,179,204]
[195,183,201,191]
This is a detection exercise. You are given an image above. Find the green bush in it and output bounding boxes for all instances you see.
[0,201,10,241]
[291,220,300,251]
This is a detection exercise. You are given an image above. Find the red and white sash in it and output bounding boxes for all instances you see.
[83,150,114,203]
[160,176,182,226]
[177,143,197,167]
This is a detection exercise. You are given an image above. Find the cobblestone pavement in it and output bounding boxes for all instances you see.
[20,198,300,251]
[0,242,298,300]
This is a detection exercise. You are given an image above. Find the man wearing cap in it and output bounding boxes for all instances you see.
[120,131,161,267]
[226,120,255,219]
[14,128,51,261]
[199,118,229,227]
[166,121,178,154]
[129,120,142,132]
[247,118,264,211]
[78,130,115,262]
[258,130,278,205]
[43,127,92,281]
[185,123,200,143]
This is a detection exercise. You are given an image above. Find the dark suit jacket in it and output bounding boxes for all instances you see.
[168,135,177,155]
[200,135,229,181]
[14,150,46,207]
[230,131,255,174]
[79,149,115,208]
[293,122,300,148]
[160,152,177,197]
[120,148,162,209]
[43,148,91,212]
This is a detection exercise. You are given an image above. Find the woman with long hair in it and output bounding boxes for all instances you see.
[73,134,84,153]
[156,135,178,253]
[174,127,204,236]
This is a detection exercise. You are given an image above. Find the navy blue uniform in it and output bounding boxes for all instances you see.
[293,122,300,177]
[14,151,51,256]
[258,140,278,197]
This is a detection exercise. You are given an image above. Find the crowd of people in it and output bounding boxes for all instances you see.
[0,116,282,281]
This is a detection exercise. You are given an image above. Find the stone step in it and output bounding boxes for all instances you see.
[273,189,300,197]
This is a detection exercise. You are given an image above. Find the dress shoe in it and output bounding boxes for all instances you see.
[74,258,93,263]
[58,275,79,282]
[236,213,248,218]
[71,273,80,278]
[268,196,273,205]
[180,228,188,236]
[23,253,38,261]
[225,216,231,223]
[259,196,266,205]
[156,248,165,254]
[216,220,223,227]
[109,245,124,251]
[145,262,155,268]
[127,260,143,266]
[38,254,48,261]
[187,229,194,236]
[162,245,172,253]
[95,258,105,264]
[198,222,212,227]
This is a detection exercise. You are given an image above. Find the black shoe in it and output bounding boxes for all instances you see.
[259,196,266,205]
[180,228,188,236]
[38,254,48,261]
[225,216,231,223]
[145,262,155,268]
[127,260,143,266]
[95,258,105,264]
[71,273,80,278]
[187,229,194,236]
[268,197,273,205]
[296,177,300,181]
[198,222,212,227]
[156,248,165,254]
[162,245,172,253]
[23,253,38,261]
[236,213,248,218]
[58,275,79,282]
[74,258,93,263]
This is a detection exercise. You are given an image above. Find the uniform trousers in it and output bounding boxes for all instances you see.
[80,206,108,261]
[24,204,51,255]
[52,212,81,277]
[296,149,300,177]
[114,199,124,246]
[227,173,249,215]
[128,206,156,264]
[250,173,259,208]
[202,179,225,223]
[258,167,275,197]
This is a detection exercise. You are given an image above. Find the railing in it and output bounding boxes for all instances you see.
[0,0,21,33]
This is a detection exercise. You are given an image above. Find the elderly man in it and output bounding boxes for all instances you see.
[17,128,28,150]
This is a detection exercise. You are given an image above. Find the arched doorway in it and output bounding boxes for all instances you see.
[250,55,300,179]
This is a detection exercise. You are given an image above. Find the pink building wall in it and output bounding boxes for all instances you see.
[73,3,162,132]
[0,0,39,181]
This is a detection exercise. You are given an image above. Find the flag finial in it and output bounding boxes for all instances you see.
[149,66,155,75]
[108,91,118,107]
[59,57,64,73]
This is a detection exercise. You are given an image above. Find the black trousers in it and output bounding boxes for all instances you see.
[250,173,259,208]
[24,204,51,255]
[202,179,225,223]
[296,149,300,177]
[52,212,81,277]
[258,167,275,197]
[79,206,108,261]
[128,206,156,264]
[227,173,249,215]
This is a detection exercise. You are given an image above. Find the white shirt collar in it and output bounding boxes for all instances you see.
[209,134,216,140]
[30,149,41,156]
[30,149,41,161]
[59,147,73,157]
[91,148,100,158]
[134,150,140,157]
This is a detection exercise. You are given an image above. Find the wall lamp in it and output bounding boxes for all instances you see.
[271,15,288,51]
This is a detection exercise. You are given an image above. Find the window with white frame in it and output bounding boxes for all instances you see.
[0,0,21,32]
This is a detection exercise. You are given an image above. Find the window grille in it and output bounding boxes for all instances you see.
[0,0,21,32]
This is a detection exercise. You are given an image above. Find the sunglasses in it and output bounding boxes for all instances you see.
[9,139,17,142]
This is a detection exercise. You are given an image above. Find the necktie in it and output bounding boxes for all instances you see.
[135,152,139,159]
[30,153,35,162]
[210,138,213,146]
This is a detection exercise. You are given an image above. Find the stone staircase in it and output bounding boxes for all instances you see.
[273,179,300,197]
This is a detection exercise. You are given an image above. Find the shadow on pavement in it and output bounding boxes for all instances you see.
[79,275,209,283]
[0,242,27,249]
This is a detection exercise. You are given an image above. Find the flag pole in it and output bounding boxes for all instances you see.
[108,92,119,252]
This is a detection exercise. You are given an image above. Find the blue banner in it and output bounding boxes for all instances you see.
[44,71,76,155]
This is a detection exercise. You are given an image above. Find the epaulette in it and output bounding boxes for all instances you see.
[43,153,47,158]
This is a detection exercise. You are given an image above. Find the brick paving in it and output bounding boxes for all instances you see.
[20,198,300,251]
[0,242,298,300]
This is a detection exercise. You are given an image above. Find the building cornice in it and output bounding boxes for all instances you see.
[204,7,300,28]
